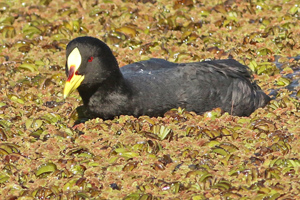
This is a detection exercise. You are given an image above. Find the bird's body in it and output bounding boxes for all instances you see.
[64,36,270,120]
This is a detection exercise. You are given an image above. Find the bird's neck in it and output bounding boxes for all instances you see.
[78,70,130,106]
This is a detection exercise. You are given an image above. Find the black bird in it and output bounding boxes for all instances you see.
[64,36,270,120]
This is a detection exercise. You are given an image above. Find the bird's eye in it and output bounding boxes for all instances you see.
[88,57,94,62]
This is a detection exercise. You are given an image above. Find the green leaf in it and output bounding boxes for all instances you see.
[19,63,38,72]
[0,174,9,183]
[205,140,220,147]
[22,25,42,38]
[36,163,57,177]
[212,147,228,156]
[276,77,290,86]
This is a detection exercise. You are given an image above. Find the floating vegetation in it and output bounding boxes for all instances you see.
[0,0,300,199]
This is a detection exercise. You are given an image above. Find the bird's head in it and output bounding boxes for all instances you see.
[63,36,119,99]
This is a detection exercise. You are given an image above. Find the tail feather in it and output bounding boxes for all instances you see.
[255,90,271,109]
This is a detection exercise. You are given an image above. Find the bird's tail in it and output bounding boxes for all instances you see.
[251,81,271,109]
[254,90,271,109]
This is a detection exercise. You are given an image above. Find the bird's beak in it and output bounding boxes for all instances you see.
[64,47,85,99]
[63,66,84,98]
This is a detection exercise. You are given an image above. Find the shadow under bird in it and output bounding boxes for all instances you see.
[63,36,270,120]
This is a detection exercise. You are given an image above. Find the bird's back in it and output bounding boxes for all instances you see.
[121,58,270,117]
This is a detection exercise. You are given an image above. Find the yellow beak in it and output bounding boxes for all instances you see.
[63,47,85,99]
[63,66,85,98]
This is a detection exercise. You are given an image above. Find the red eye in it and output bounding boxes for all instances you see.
[88,57,93,62]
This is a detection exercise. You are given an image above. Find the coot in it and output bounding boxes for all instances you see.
[64,36,270,120]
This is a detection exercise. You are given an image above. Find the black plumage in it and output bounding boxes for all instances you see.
[64,36,270,120]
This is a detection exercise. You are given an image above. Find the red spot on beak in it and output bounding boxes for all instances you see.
[67,65,75,82]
